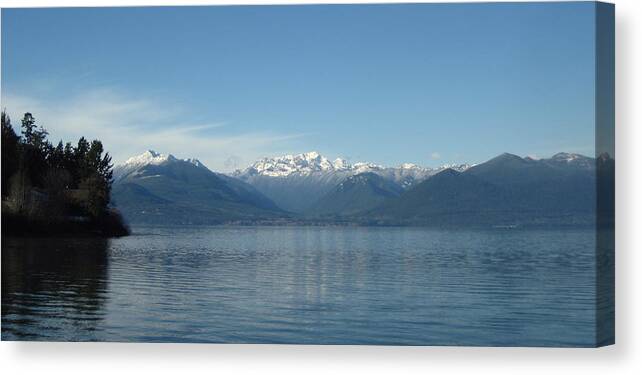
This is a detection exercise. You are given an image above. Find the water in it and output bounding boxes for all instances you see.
[2,226,603,346]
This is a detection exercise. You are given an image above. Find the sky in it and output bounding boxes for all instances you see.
[2,2,599,172]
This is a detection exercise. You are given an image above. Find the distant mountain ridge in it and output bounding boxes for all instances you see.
[233,151,471,181]
[365,152,601,226]
[307,172,404,216]
[113,150,209,182]
[232,151,471,212]
[111,150,284,225]
[111,150,608,228]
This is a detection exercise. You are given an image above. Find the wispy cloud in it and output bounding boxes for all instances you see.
[2,88,305,172]
[157,122,227,136]
[431,152,441,160]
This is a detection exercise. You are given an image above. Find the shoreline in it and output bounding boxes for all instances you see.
[1,211,130,238]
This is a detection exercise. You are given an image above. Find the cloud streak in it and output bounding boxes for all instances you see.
[2,88,306,172]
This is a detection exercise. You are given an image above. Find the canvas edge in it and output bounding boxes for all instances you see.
[594,0,615,348]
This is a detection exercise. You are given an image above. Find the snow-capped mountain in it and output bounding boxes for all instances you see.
[545,152,594,170]
[113,150,209,182]
[235,151,348,177]
[232,151,471,212]
[234,151,470,184]
[111,150,282,224]
[109,150,602,225]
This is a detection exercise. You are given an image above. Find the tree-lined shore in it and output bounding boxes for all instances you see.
[1,110,129,237]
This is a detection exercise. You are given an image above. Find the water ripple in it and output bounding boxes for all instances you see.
[2,227,604,346]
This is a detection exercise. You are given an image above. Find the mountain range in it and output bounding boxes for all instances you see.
[231,151,470,212]
[111,150,611,227]
[368,152,599,226]
[112,151,284,225]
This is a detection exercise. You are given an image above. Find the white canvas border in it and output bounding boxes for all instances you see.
[1,0,640,374]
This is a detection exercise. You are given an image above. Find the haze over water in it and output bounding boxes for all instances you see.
[2,226,601,346]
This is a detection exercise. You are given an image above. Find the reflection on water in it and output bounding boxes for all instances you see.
[2,226,610,346]
[2,237,109,341]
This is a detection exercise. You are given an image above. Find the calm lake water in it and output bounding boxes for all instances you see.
[2,226,608,346]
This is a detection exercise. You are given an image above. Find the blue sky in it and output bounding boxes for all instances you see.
[2,2,597,171]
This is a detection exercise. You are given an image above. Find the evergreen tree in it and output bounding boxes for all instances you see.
[2,110,127,236]
[79,140,114,218]
[87,140,114,182]
[75,137,90,180]
[4,112,115,219]
[21,113,49,152]
[48,141,65,170]
[17,113,51,187]
[1,111,20,197]
[20,112,37,145]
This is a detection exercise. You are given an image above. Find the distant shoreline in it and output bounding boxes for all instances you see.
[121,216,601,231]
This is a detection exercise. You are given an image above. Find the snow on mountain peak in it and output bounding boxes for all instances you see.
[241,151,342,177]
[233,151,473,192]
[235,151,476,180]
[333,158,350,170]
[115,150,210,181]
[352,162,384,174]
[547,152,594,170]
[551,152,583,162]
[123,150,175,167]
[185,158,207,169]
[437,163,473,172]
[303,151,320,160]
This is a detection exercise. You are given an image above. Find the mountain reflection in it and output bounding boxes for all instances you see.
[1,237,110,341]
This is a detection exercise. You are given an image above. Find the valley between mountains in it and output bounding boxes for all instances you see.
[111,150,613,227]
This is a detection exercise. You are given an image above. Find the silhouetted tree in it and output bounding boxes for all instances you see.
[63,142,77,187]
[3,111,116,220]
[20,112,37,144]
[1,111,20,197]
[47,141,65,170]
[2,110,128,236]
[87,140,113,183]
[21,113,49,153]
[19,113,51,188]
[80,174,109,218]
